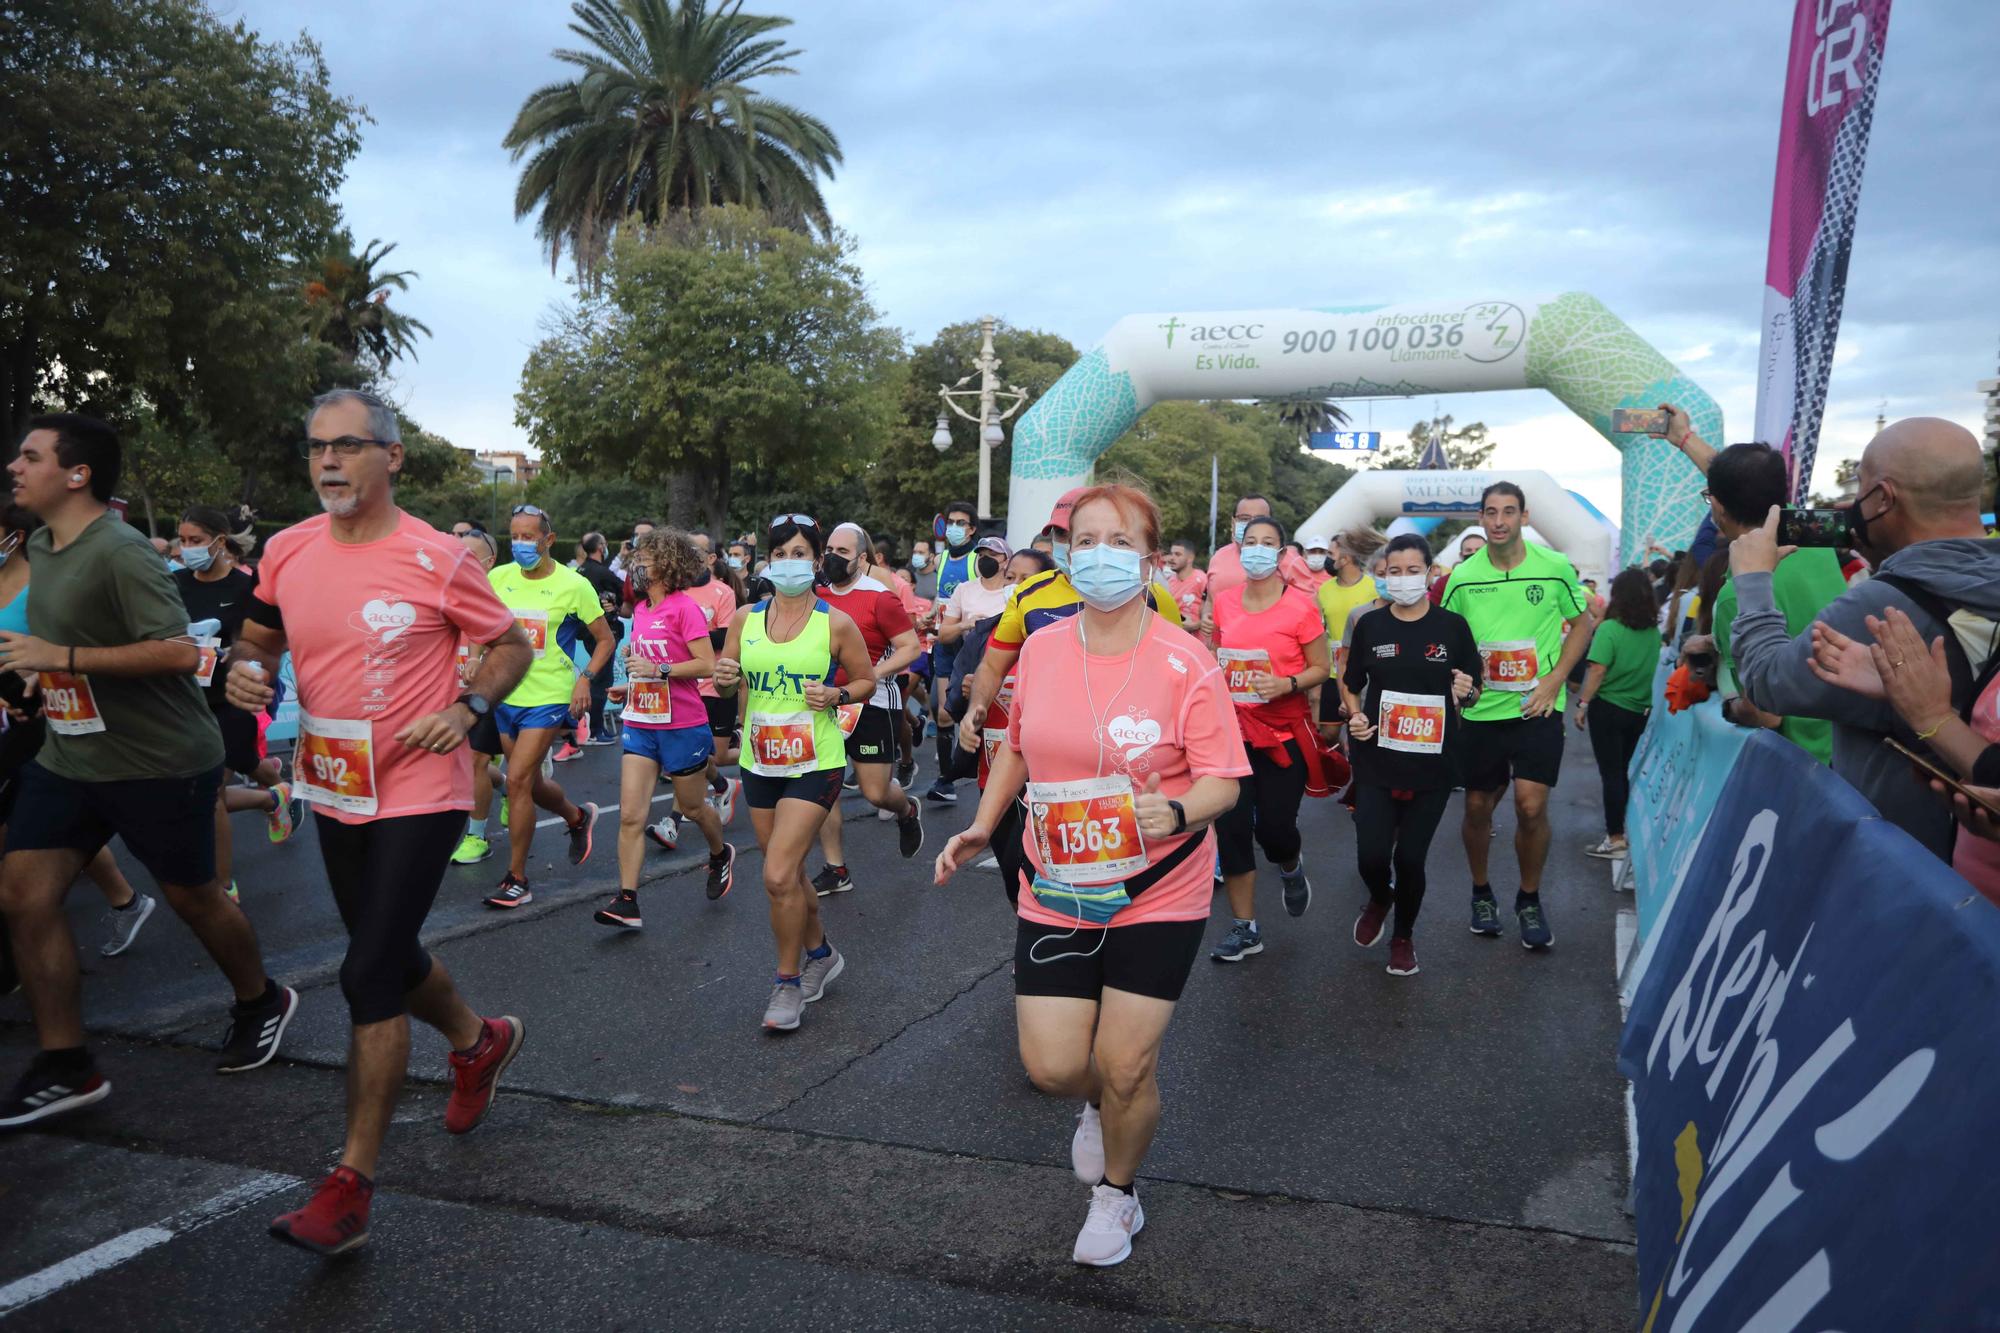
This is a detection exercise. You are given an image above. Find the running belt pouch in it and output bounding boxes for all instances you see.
[1028,826,1207,921]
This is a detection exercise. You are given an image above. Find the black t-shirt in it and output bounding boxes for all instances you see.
[1341,603,1484,790]
[174,565,258,705]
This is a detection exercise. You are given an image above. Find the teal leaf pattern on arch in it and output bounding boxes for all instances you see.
[1525,292,1723,563]
[1008,344,1141,481]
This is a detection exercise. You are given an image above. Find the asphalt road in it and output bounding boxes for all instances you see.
[1,727,1639,1331]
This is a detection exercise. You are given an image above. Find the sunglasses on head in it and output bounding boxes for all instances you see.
[512,504,547,518]
[771,512,816,529]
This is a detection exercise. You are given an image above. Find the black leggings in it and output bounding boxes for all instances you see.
[1352,784,1452,939]
[1586,699,1649,836]
[1215,740,1308,877]
[314,809,464,1025]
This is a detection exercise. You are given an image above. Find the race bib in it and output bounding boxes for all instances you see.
[192,637,221,688]
[1027,774,1147,886]
[995,674,1017,714]
[748,710,820,776]
[982,726,1006,773]
[456,642,475,687]
[1217,647,1273,705]
[40,670,104,736]
[1480,639,1540,692]
[294,713,378,815]
[623,677,673,726]
[1378,689,1447,755]
[836,702,864,737]
[514,609,549,659]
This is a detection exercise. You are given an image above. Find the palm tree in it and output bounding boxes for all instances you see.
[1261,395,1352,447]
[503,0,843,276]
[302,236,432,374]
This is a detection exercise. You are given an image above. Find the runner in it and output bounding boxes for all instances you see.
[1341,534,1483,976]
[927,535,1012,804]
[711,514,877,1032]
[1315,527,1386,740]
[227,387,533,1254]
[1207,515,1333,963]
[808,522,925,895]
[1298,534,1335,593]
[1200,494,1318,641]
[1440,482,1590,949]
[480,504,615,909]
[450,528,506,865]
[934,482,1248,1267]
[861,535,925,791]
[595,529,734,927]
[174,505,302,904]
[1162,540,1208,626]
[654,532,741,849]
[0,414,297,1130]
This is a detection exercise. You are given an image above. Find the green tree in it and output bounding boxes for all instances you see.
[1374,415,1498,471]
[1211,401,1354,538]
[1258,394,1351,448]
[861,320,1080,539]
[303,235,432,376]
[503,0,842,277]
[1097,403,1271,551]
[514,206,902,536]
[0,0,364,443]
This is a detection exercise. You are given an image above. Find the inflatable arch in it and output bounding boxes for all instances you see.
[1004,294,1722,567]
[1301,470,1611,585]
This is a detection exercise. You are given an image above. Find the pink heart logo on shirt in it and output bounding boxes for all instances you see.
[354,598,416,643]
[1107,714,1161,762]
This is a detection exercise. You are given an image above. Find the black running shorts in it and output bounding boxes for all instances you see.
[741,767,844,811]
[844,703,895,765]
[1458,713,1566,792]
[1014,916,1207,1003]
[7,760,224,888]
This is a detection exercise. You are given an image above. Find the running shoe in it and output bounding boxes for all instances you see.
[216,984,299,1074]
[566,801,598,865]
[593,890,643,929]
[451,834,492,865]
[1209,920,1262,962]
[266,782,302,844]
[647,812,682,851]
[1518,898,1554,950]
[445,1015,526,1134]
[0,1052,110,1129]
[1280,863,1312,918]
[799,944,844,1003]
[1387,938,1420,976]
[1353,899,1390,949]
[585,732,620,747]
[706,844,736,900]
[812,865,853,897]
[269,1166,372,1256]
[896,754,918,789]
[552,742,582,763]
[484,875,532,910]
[1469,892,1503,937]
[926,778,958,804]
[1073,1184,1144,1267]
[897,798,925,859]
[1071,1103,1105,1184]
[842,768,858,791]
[1584,837,1627,860]
[98,891,158,958]
[711,777,739,825]
[763,980,805,1032]
[500,795,511,824]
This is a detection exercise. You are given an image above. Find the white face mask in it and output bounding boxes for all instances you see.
[1305,552,1327,572]
[1384,573,1429,606]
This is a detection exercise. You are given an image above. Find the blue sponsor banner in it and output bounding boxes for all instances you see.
[1307,430,1379,451]
[1624,659,1749,947]
[1619,730,2000,1329]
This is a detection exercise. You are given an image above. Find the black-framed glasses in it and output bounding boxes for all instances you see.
[771,512,816,528]
[512,504,547,517]
[1699,488,1713,502]
[298,435,392,458]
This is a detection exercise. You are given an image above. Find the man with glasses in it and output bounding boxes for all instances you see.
[223,387,536,1254]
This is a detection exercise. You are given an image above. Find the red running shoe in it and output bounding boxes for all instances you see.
[270,1165,373,1255]
[445,1015,526,1135]
[1387,937,1420,977]
[1354,899,1391,948]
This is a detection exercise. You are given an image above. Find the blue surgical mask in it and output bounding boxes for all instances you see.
[181,542,215,573]
[766,558,816,595]
[1051,540,1071,574]
[1232,519,1249,547]
[910,552,929,571]
[1372,575,1389,598]
[945,523,969,546]
[1069,545,1146,611]
[1240,545,1280,580]
[726,555,745,571]
[512,541,543,570]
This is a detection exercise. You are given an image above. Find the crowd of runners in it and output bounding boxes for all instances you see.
[0,393,1653,1268]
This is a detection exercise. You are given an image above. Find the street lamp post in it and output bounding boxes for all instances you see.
[931,315,1029,520]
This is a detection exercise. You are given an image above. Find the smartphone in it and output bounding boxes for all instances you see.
[1777,507,1851,548]
[1883,737,2000,818]
[1611,408,1670,435]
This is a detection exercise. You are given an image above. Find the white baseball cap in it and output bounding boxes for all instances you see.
[1301,533,1332,551]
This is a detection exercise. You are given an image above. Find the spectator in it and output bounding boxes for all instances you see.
[573,531,624,605]
[1730,416,2000,860]
[609,517,659,582]
[1573,568,1662,859]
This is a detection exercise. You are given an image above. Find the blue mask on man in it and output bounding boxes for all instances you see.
[945,523,970,547]
[512,541,543,570]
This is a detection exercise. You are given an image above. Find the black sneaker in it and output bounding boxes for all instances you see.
[812,865,853,897]
[897,755,918,789]
[926,778,958,804]
[484,876,533,910]
[1518,898,1554,950]
[897,799,924,859]
[1469,892,1503,937]
[0,1052,111,1128]
[566,801,599,866]
[216,984,299,1074]
[706,844,736,901]
[842,769,859,791]
[593,891,643,930]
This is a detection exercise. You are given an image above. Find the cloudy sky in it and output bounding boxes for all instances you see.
[236,0,1999,522]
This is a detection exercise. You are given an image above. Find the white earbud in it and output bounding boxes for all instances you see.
[70,473,83,483]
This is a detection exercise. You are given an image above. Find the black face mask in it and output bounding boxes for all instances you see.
[821,551,853,585]
[1847,483,1887,554]
[977,554,1002,579]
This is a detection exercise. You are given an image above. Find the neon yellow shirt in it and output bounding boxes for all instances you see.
[1441,542,1585,722]
[488,562,604,707]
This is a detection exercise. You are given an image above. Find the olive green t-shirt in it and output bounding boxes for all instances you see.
[27,511,223,781]
[1711,548,1845,766]
[1585,618,1661,713]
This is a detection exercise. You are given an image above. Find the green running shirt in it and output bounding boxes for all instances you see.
[1441,542,1586,722]
[740,598,846,776]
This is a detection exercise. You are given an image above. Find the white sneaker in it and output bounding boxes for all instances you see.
[1070,1102,1104,1183]
[1072,1183,1144,1266]
[99,892,157,958]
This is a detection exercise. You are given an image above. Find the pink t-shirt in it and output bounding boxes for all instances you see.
[254,511,515,824]
[1212,583,1326,681]
[1166,568,1208,625]
[627,591,710,729]
[682,577,738,700]
[1008,615,1250,927]
[1206,543,1318,600]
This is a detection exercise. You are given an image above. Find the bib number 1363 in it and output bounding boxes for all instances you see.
[1026,775,1148,886]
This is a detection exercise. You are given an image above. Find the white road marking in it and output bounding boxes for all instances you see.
[532,791,674,829]
[0,1171,298,1317]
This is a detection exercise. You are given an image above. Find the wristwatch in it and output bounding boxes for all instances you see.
[834,687,852,707]
[456,692,492,719]
[1167,799,1188,834]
